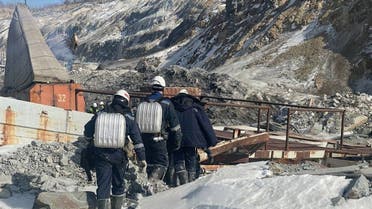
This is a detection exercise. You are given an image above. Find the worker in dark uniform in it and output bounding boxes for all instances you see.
[99,101,105,111]
[171,89,217,184]
[84,89,146,209]
[137,76,182,181]
[88,102,99,114]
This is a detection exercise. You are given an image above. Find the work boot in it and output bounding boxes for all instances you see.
[97,199,111,209]
[188,171,197,182]
[111,194,124,209]
[177,170,189,185]
[164,167,177,187]
[149,166,166,180]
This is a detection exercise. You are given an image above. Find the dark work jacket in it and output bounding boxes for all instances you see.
[84,103,146,161]
[171,93,217,148]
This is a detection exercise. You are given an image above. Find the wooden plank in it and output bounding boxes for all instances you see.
[293,164,367,176]
[200,165,229,171]
[326,148,372,156]
[324,158,360,167]
[250,150,326,159]
[198,133,269,162]
[214,130,233,140]
[211,133,269,156]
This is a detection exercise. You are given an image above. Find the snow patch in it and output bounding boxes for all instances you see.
[139,161,372,209]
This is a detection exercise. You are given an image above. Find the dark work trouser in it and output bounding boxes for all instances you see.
[143,134,169,180]
[164,152,177,186]
[143,135,169,168]
[95,148,127,200]
[174,147,198,174]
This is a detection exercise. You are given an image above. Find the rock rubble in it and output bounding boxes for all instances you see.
[0,139,168,200]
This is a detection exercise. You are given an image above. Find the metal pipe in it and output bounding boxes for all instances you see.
[257,108,261,132]
[340,110,346,150]
[285,108,291,151]
[266,108,270,132]
[200,95,341,110]
[75,90,78,111]
[204,102,269,110]
[75,88,149,98]
[289,107,344,113]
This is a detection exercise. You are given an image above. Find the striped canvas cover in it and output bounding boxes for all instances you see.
[94,112,126,148]
[136,101,163,133]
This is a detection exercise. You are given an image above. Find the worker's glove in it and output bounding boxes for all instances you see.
[203,148,214,164]
[84,136,93,142]
[167,131,182,151]
[137,160,147,173]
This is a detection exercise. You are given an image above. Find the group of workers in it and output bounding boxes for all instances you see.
[87,101,105,114]
[83,75,217,209]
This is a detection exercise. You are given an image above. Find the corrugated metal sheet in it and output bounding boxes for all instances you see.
[0,96,92,145]
[3,4,69,91]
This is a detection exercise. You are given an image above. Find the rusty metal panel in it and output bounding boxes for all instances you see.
[29,83,85,111]
[40,84,54,105]
[75,88,86,112]
[254,150,271,158]
[296,151,311,159]
[310,150,326,158]
[0,96,92,145]
[163,87,201,98]
[53,84,72,110]
[272,151,283,158]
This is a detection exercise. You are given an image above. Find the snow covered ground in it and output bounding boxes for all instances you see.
[138,161,372,209]
[1,145,372,209]
[0,193,35,209]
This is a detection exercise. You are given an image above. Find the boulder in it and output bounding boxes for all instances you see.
[343,175,370,199]
[0,187,12,199]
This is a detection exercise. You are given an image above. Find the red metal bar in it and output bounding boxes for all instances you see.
[285,107,346,153]
[289,107,344,113]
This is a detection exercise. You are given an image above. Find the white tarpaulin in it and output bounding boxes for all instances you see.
[3,4,69,91]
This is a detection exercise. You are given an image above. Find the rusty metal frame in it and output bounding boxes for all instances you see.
[285,107,346,151]
[75,89,271,133]
[75,89,358,159]
[74,88,149,110]
[203,101,270,133]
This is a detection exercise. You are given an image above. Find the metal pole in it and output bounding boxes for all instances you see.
[257,108,261,132]
[75,89,79,111]
[340,110,346,150]
[285,108,291,151]
[266,108,270,132]
[200,95,344,111]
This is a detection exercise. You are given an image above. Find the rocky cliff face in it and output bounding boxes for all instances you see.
[0,0,370,95]
[27,0,370,96]
[33,0,219,63]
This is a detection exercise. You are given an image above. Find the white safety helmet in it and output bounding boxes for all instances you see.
[114,89,130,102]
[151,76,166,88]
[179,89,188,94]
[92,103,98,108]
[99,101,104,106]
